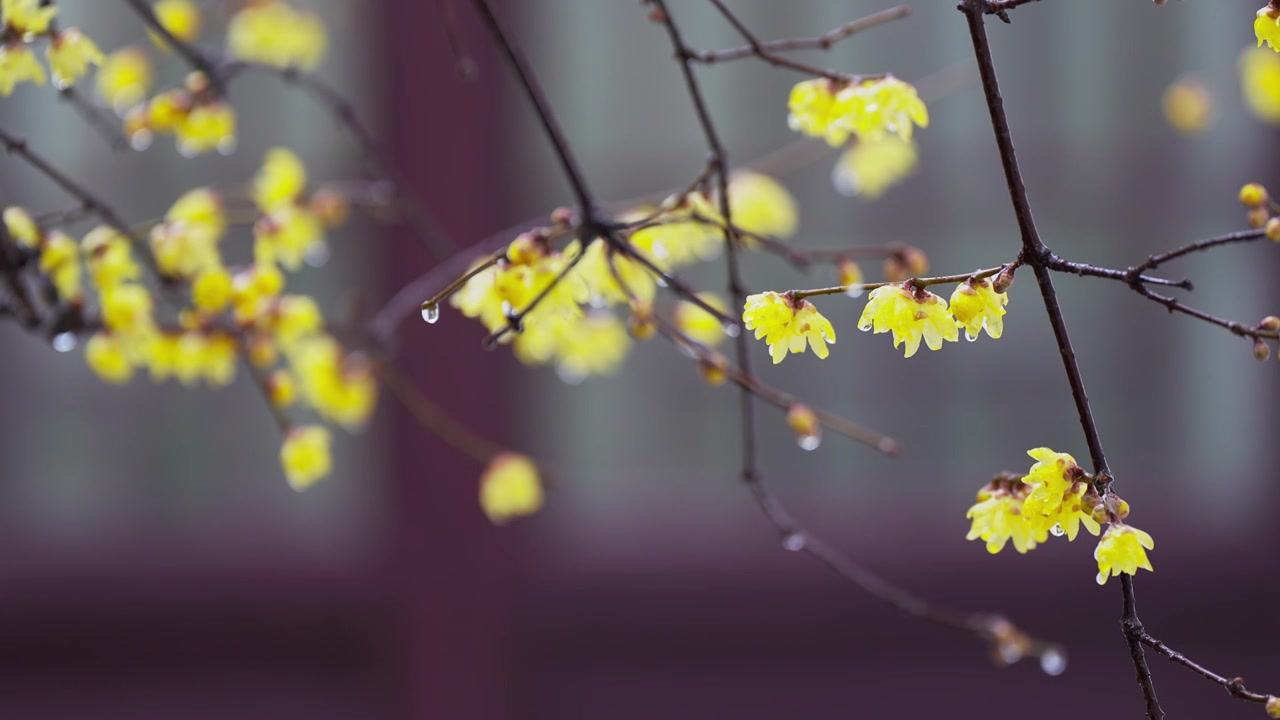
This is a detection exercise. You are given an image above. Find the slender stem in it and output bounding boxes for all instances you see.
[689,6,911,63]
[378,362,506,464]
[1128,229,1267,277]
[703,0,869,83]
[418,250,506,315]
[1121,575,1165,720]
[793,265,1007,300]
[482,244,587,346]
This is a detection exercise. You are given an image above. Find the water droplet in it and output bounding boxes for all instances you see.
[722,322,740,338]
[844,284,865,299]
[1049,523,1065,537]
[217,136,237,156]
[997,642,1024,665]
[420,303,440,324]
[129,129,154,152]
[797,435,821,452]
[1040,648,1067,676]
[556,365,586,385]
[304,241,331,268]
[652,242,669,260]
[965,331,979,343]
[878,438,898,454]
[501,301,513,316]
[655,277,669,288]
[51,332,77,353]
[588,296,607,309]
[781,532,806,552]
[832,165,861,198]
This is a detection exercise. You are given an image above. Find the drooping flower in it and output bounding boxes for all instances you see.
[47,29,104,89]
[150,188,225,278]
[857,283,957,357]
[174,101,236,156]
[280,425,332,491]
[479,453,543,524]
[0,43,46,96]
[1257,5,1280,52]
[227,2,327,70]
[724,171,797,239]
[85,332,134,384]
[788,76,929,146]
[4,206,40,247]
[254,205,325,271]
[2,0,57,37]
[674,292,728,347]
[949,278,1008,341]
[832,137,918,199]
[965,480,1045,555]
[96,47,152,112]
[39,231,82,301]
[1094,524,1155,585]
[742,291,836,364]
[1241,46,1280,124]
[149,0,202,50]
[252,147,307,212]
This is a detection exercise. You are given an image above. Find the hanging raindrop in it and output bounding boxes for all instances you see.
[797,435,821,452]
[420,303,440,324]
[1040,648,1067,676]
[51,332,77,353]
[781,532,806,552]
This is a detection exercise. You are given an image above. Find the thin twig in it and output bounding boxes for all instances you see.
[689,6,911,63]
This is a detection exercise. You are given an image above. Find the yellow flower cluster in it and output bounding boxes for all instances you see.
[966,448,1154,584]
[123,72,236,156]
[251,148,335,270]
[857,279,1008,357]
[281,425,331,491]
[674,292,729,348]
[787,76,929,147]
[742,291,836,364]
[449,231,651,381]
[1257,5,1280,52]
[227,1,327,71]
[479,453,543,524]
[4,207,82,301]
[0,1,103,96]
[96,47,152,113]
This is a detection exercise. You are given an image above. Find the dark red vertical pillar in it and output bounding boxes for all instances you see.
[381,1,511,718]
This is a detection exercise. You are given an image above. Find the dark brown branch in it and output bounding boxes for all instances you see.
[1137,626,1274,705]
[1127,229,1268,278]
[57,87,129,152]
[699,0,874,83]
[689,6,910,63]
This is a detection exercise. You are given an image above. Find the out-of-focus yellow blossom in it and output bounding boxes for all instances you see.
[230,262,285,324]
[4,206,40,247]
[246,333,277,368]
[0,43,46,95]
[47,29,103,89]
[725,171,797,239]
[150,188,225,277]
[1094,524,1154,585]
[624,200,722,270]
[82,226,140,289]
[551,312,630,380]
[857,284,957,358]
[252,147,306,211]
[1257,5,1280,52]
[86,332,134,384]
[837,260,864,292]
[675,292,728,347]
[1267,696,1280,719]
[102,283,154,334]
[148,0,201,50]
[280,425,331,491]
[175,101,236,156]
[479,453,543,524]
[159,333,238,387]
[571,239,656,307]
[743,291,836,364]
[949,278,1008,341]
[966,481,1044,554]
[38,231,82,301]
[191,267,232,313]
[96,47,152,113]
[1241,182,1269,207]
[786,403,820,450]
[1241,46,1280,124]
[833,137,918,199]
[1162,77,1213,134]
[2,0,57,37]
[227,2,327,70]
[272,294,323,348]
[788,76,928,146]
[269,369,296,407]
[200,332,237,386]
[255,205,324,271]
[289,335,377,428]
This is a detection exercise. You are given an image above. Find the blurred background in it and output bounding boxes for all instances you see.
[0,0,1278,718]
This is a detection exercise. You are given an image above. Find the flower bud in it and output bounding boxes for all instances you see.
[549,206,574,227]
[1247,207,1270,229]
[882,254,907,282]
[308,188,350,228]
[1255,338,1271,362]
[837,259,863,288]
[699,355,727,386]
[902,247,929,276]
[1261,316,1280,332]
[994,266,1016,293]
[1240,183,1268,208]
[1265,695,1280,718]
[1267,218,1280,243]
[787,403,820,451]
[628,303,656,340]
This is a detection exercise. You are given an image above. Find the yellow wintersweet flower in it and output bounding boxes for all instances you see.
[1016,447,1102,543]
[788,76,929,146]
[479,453,543,524]
[966,482,1045,555]
[949,278,1008,341]
[1162,78,1213,134]
[254,205,325,271]
[230,262,286,325]
[552,312,631,380]
[175,101,235,156]
[0,43,45,95]
[624,201,722,270]
[4,206,40,247]
[726,171,797,239]
[83,226,140,289]
[1257,6,1280,52]
[102,283,154,335]
[47,29,104,89]
[191,267,232,313]
[86,333,134,384]
[252,148,307,212]
[148,0,201,51]
[2,0,56,37]
[150,188,225,277]
[272,294,324,348]
[832,137,918,199]
[1094,524,1154,585]
[96,47,152,113]
[571,239,656,307]
[857,284,957,358]
[674,292,728,347]
[280,425,332,491]
[1241,47,1280,124]
[38,231,82,301]
[289,335,377,429]
[742,291,836,364]
[227,2,327,71]
[269,369,296,407]
[200,332,238,386]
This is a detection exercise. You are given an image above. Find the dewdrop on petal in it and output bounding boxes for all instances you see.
[787,403,821,451]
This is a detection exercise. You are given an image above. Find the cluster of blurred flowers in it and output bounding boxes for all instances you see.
[966,448,1154,585]
[4,148,369,491]
[0,0,104,95]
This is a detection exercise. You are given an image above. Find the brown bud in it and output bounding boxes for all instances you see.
[308,188,350,228]
[1247,207,1271,229]
[882,255,907,282]
[1267,217,1280,243]
[902,247,929,276]
[993,266,1016,293]
[1255,338,1272,362]
[628,304,656,340]
[549,206,575,227]
[1261,316,1280,332]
